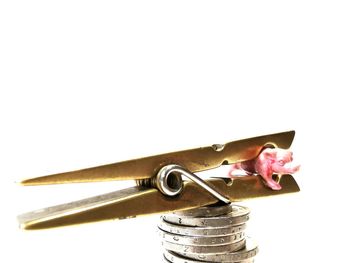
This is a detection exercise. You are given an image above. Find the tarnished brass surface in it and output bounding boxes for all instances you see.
[18,174,299,230]
[18,131,299,230]
[21,131,295,185]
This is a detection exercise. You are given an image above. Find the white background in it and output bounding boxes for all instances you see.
[1,1,349,262]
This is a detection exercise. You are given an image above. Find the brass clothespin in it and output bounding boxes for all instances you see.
[18,131,300,230]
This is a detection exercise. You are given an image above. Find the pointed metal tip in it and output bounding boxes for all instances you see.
[18,222,29,230]
[17,215,31,230]
[19,171,103,186]
[20,178,36,186]
[20,176,53,186]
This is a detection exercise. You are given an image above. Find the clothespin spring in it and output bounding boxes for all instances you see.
[135,164,231,204]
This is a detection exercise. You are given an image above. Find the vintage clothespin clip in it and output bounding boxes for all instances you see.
[18,131,300,262]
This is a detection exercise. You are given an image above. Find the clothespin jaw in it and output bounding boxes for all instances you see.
[18,131,300,230]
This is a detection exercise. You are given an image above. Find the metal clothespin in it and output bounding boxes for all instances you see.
[18,131,300,230]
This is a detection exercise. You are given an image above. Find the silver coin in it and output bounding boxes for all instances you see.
[164,251,255,263]
[158,219,246,237]
[177,237,258,262]
[174,203,233,217]
[161,238,246,255]
[162,206,250,227]
[158,228,245,246]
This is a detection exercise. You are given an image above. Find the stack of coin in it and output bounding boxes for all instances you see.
[158,204,258,262]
